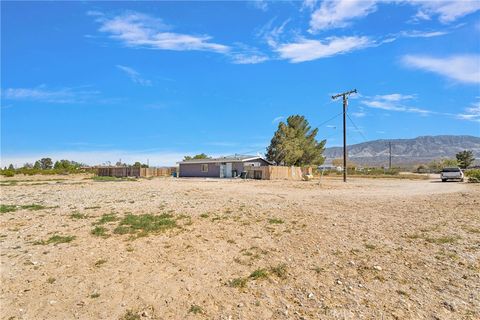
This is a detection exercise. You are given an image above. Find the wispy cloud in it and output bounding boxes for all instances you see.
[116,65,152,86]
[456,101,480,122]
[1,86,99,104]
[398,30,449,38]
[272,116,284,124]
[275,36,373,63]
[229,43,269,64]
[361,93,432,115]
[308,0,377,33]
[409,1,480,24]
[92,11,229,53]
[402,54,480,84]
[306,1,478,33]
[249,0,269,12]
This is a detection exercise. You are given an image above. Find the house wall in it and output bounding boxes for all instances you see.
[179,163,220,178]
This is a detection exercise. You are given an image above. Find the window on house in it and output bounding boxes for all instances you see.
[201,164,208,172]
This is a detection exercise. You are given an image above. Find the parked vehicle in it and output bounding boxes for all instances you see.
[441,167,464,182]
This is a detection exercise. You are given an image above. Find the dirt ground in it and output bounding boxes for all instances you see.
[1,175,479,320]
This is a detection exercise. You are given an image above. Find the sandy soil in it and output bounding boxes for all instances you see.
[1,175,479,319]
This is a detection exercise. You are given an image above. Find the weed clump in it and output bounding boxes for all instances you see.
[114,213,177,238]
[91,226,109,237]
[268,218,284,224]
[35,235,75,245]
[0,205,17,213]
[249,268,269,280]
[70,212,87,219]
[270,263,287,279]
[228,277,248,288]
[189,304,203,314]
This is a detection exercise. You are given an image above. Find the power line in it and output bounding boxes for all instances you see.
[346,112,368,142]
[314,111,344,128]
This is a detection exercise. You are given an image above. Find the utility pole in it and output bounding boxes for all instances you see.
[331,89,357,182]
[388,141,392,169]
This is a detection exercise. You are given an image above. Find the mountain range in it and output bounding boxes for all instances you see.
[324,135,480,166]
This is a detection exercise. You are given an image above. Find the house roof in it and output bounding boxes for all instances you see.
[178,155,272,165]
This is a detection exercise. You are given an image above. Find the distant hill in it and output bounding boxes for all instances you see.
[324,135,480,166]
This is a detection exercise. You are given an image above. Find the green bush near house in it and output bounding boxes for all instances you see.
[465,169,480,183]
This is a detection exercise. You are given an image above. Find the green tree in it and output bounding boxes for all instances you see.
[183,153,210,161]
[8,164,14,170]
[456,150,475,169]
[266,115,326,166]
[23,163,33,169]
[441,158,458,168]
[39,158,53,170]
[33,161,42,170]
[133,161,142,167]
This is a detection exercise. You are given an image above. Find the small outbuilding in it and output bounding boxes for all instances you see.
[178,155,272,178]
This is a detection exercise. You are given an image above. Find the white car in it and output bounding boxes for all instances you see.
[441,167,464,182]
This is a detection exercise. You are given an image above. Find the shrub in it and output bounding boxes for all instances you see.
[465,169,480,183]
[3,170,15,177]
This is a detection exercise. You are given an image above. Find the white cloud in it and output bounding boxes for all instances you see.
[373,94,415,102]
[351,111,366,118]
[94,11,229,53]
[276,36,373,63]
[250,0,269,12]
[456,101,480,122]
[1,86,99,104]
[361,93,432,115]
[402,54,480,84]
[230,53,269,64]
[272,116,284,124]
[116,65,152,86]
[409,1,480,24]
[302,0,318,11]
[399,30,449,38]
[309,0,377,32]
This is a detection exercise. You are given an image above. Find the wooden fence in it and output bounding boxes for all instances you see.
[97,167,175,178]
[245,166,311,180]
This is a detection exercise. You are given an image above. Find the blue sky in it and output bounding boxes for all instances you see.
[1,0,479,166]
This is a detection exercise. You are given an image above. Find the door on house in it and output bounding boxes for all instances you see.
[225,163,232,178]
[219,164,225,178]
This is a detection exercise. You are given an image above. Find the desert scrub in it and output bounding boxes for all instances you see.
[94,213,118,225]
[35,235,75,245]
[21,204,48,211]
[189,304,203,314]
[268,218,284,224]
[91,226,109,237]
[113,213,177,238]
[465,169,480,183]
[228,277,248,288]
[92,176,137,182]
[94,259,107,267]
[121,310,140,320]
[0,205,17,213]
[249,268,269,280]
[270,263,288,279]
[70,212,87,219]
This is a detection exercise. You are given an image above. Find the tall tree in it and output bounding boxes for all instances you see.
[183,153,210,161]
[266,115,326,166]
[39,158,53,169]
[456,150,475,169]
[33,161,41,169]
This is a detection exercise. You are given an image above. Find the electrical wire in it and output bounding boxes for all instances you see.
[346,112,368,142]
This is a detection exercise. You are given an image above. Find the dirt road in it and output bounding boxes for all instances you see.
[1,176,479,319]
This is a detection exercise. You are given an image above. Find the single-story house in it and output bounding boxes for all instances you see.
[178,155,272,178]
